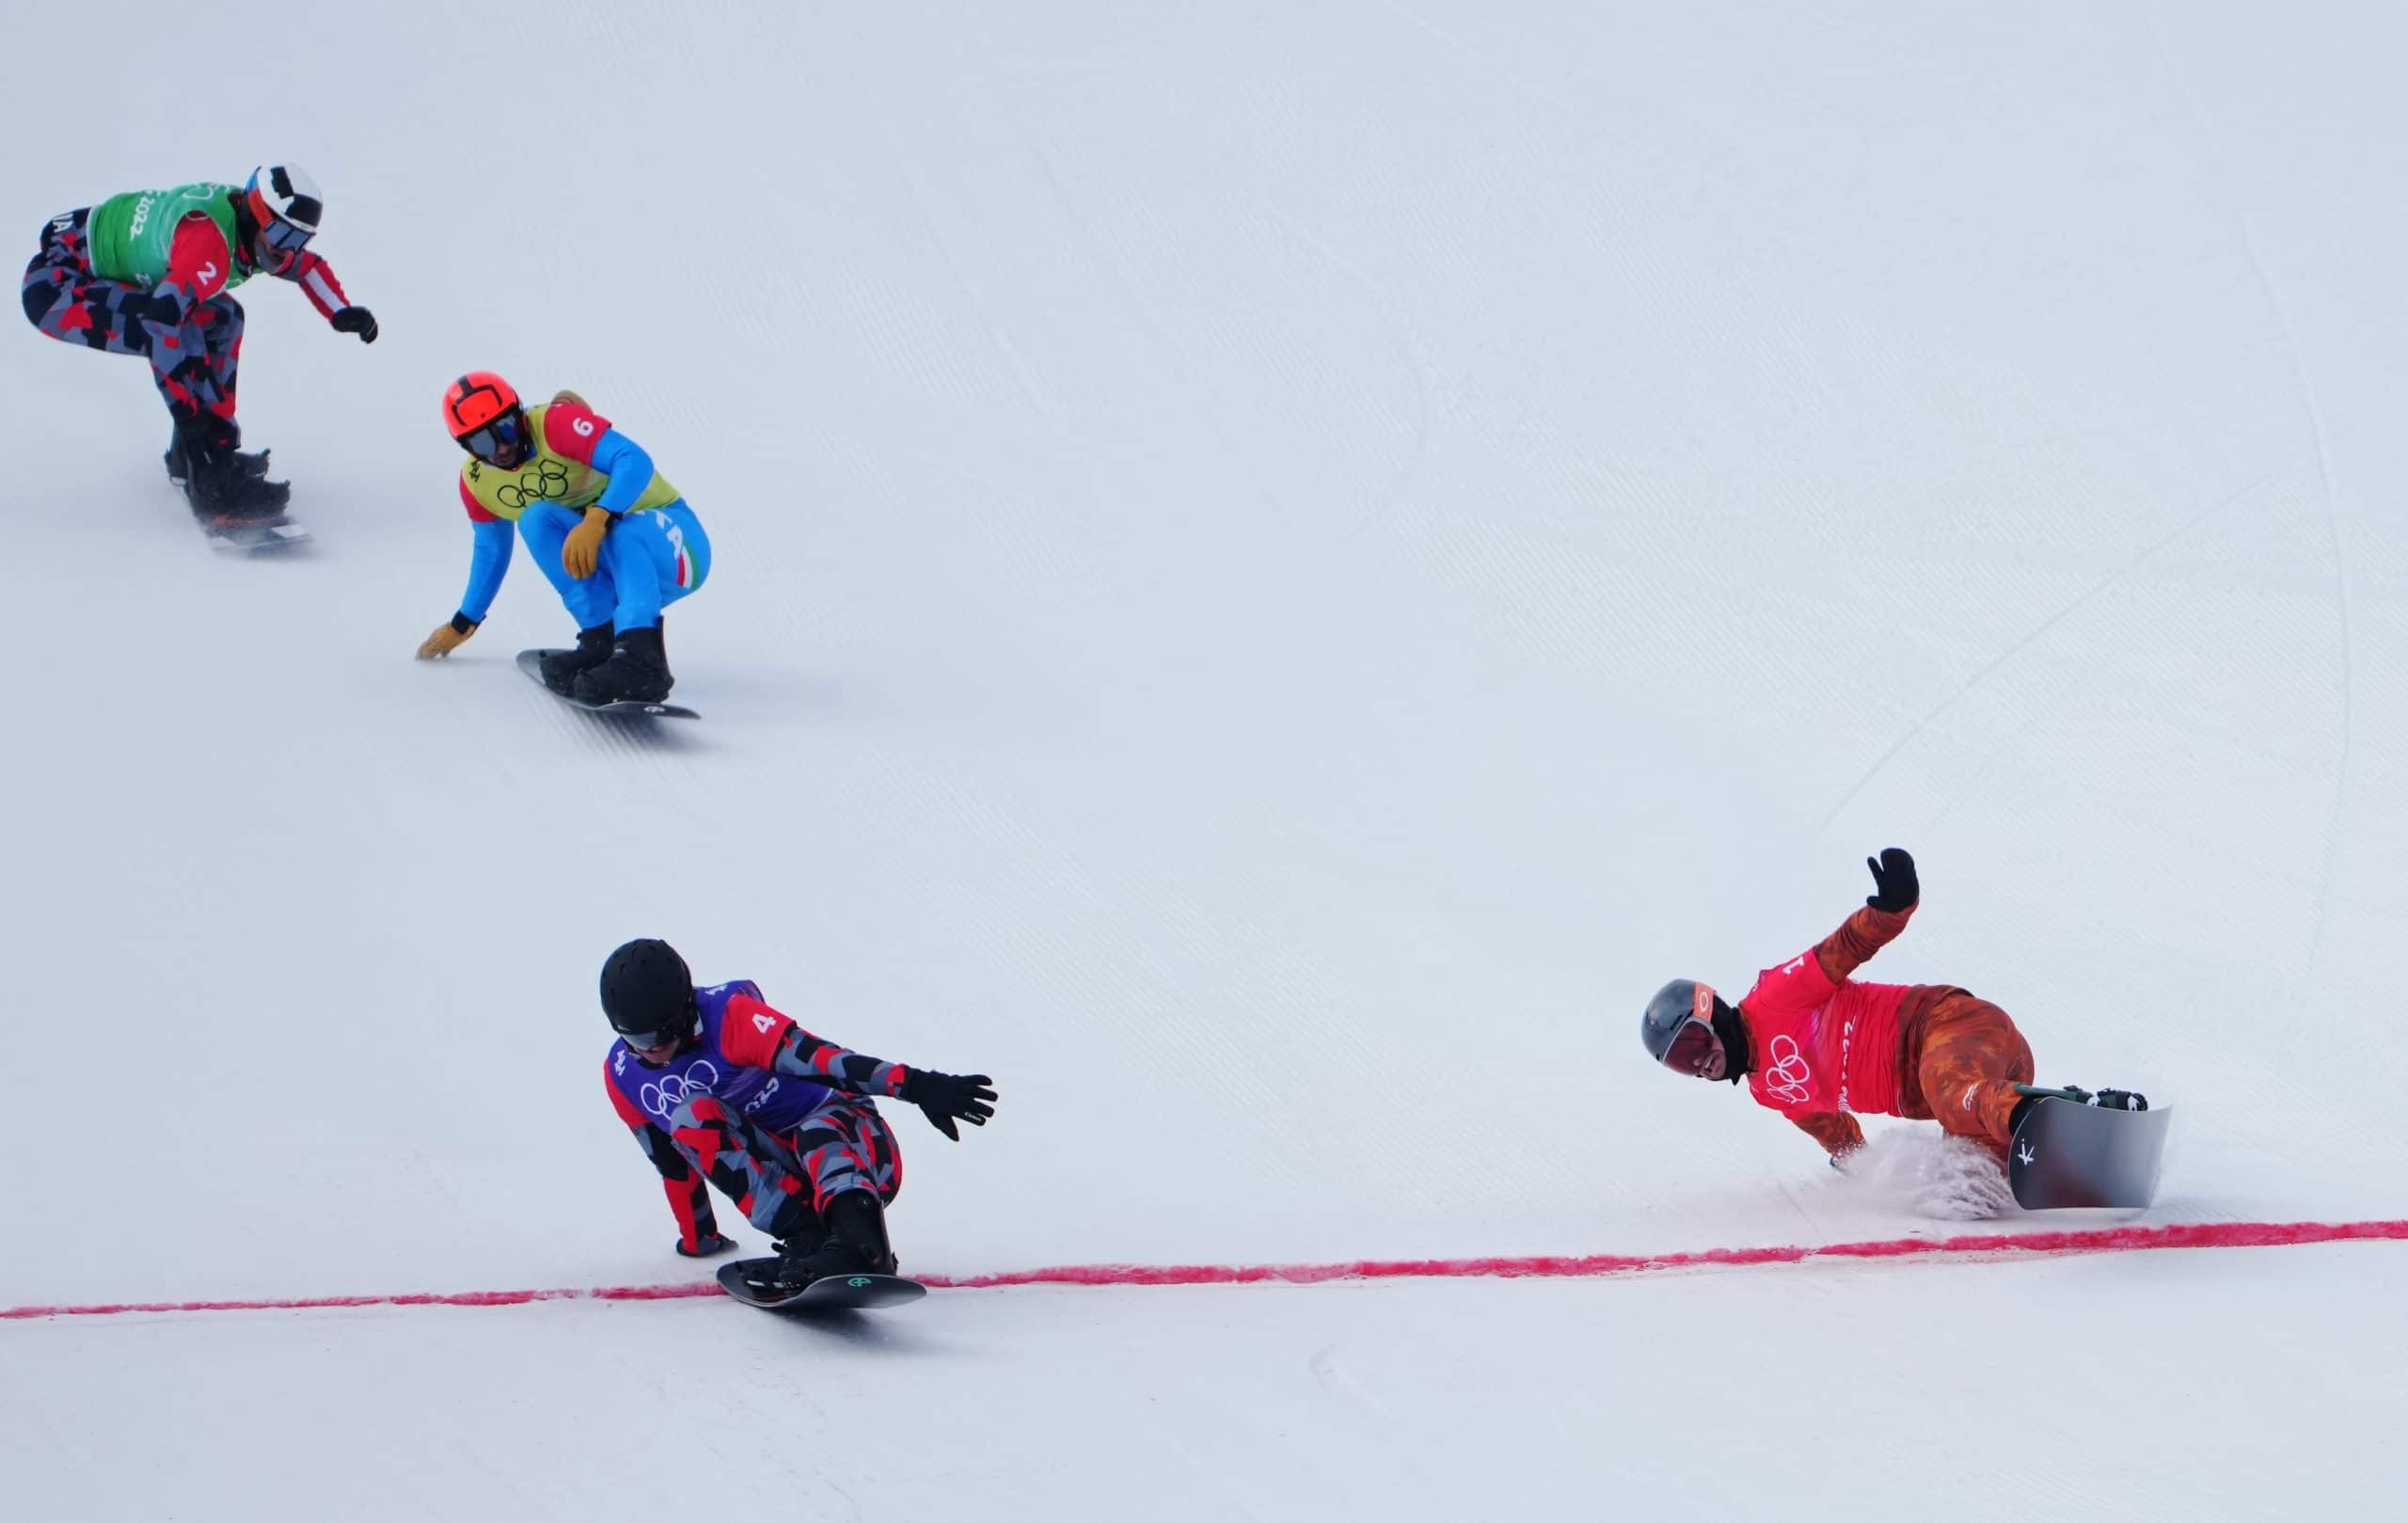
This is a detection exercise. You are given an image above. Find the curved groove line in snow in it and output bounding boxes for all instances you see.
[5,1218,2401,1322]
[1814,469,2278,836]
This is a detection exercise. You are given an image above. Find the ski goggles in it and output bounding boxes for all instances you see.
[615,1014,691,1055]
[251,218,312,276]
[456,407,529,463]
[258,216,313,255]
[1657,983,1722,1075]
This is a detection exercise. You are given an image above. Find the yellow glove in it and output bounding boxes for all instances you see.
[562,508,609,579]
[417,616,476,660]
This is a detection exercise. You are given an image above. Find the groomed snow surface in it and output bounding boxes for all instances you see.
[5,2,2404,1518]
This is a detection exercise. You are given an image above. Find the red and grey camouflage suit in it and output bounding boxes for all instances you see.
[20,205,356,424]
[604,980,912,1253]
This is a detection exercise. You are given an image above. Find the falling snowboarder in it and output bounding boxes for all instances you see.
[1639,849,2151,1196]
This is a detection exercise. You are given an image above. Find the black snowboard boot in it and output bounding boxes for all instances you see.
[771,1189,897,1290]
[165,423,272,489]
[218,468,293,520]
[536,623,616,695]
[572,621,673,706]
[2010,1084,2148,1134]
[171,416,290,521]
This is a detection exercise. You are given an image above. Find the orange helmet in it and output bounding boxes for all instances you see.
[442,372,519,438]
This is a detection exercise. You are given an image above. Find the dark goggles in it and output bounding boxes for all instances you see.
[457,407,529,463]
[1661,1018,1720,1076]
[616,995,700,1055]
[617,1018,689,1055]
[259,216,314,254]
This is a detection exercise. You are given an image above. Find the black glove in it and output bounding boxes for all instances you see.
[331,306,379,343]
[675,1229,735,1259]
[1864,847,1918,912]
[898,1069,997,1141]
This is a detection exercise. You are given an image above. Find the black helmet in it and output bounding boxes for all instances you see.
[1642,977,1719,1071]
[600,938,697,1044]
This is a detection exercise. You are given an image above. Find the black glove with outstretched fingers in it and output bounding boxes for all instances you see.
[330,305,379,343]
[675,1230,735,1259]
[898,1069,998,1140]
[1864,848,1919,912]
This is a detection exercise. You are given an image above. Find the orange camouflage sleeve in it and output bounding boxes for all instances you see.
[1790,1111,1864,1156]
[1812,904,1913,985]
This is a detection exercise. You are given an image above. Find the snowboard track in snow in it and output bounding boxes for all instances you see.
[8,1218,2401,1323]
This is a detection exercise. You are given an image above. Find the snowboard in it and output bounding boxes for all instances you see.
[205,516,310,554]
[515,648,700,720]
[715,1259,927,1311]
[2007,1095,2172,1210]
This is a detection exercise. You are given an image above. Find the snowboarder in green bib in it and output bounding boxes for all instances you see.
[21,165,377,524]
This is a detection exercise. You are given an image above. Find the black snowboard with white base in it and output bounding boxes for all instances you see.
[2007,1088,2172,1210]
[716,1260,927,1311]
[515,648,698,719]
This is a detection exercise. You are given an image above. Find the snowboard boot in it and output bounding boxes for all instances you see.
[771,1189,897,1290]
[217,469,292,521]
[2010,1084,2148,1134]
[536,623,616,695]
[572,621,673,706]
[165,424,272,490]
[172,416,291,522]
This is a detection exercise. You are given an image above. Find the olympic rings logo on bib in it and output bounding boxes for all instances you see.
[1763,1035,1814,1106]
[496,458,573,513]
[640,1060,721,1118]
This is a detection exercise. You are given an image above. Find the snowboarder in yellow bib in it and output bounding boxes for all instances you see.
[415,373,710,705]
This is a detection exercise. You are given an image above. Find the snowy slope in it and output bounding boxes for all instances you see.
[6,1246,2400,1522]
[3,1,2404,1518]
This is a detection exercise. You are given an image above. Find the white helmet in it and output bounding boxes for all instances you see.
[243,165,325,248]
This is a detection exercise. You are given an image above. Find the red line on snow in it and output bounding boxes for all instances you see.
[5,1218,2402,1323]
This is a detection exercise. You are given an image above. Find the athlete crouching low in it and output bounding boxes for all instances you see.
[598,939,997,1290]
[416,373,709,706]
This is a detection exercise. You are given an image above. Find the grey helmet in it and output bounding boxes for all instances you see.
[1641,978,1717,1067]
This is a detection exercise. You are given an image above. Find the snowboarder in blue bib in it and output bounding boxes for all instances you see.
[597,939,998,1291]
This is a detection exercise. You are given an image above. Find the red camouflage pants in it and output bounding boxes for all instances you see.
[1905,992,2035,1153]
